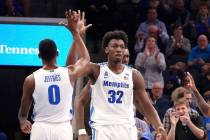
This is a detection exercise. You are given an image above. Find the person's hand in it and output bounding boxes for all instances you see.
[77,11,92,36]
[186,72,198,92]
[138,32,144,41]
[156,126,166,140]
[65,9,80,34]
[78,134,90,140]
[179,113,191,126]
[144,48,150,57]
[154,48,160,59]
[175,42,181,49]
[61,11,92,36]
[20,120,32,134]
[197,58,205,65]
[63,10,92,36]
[170,112,179,127]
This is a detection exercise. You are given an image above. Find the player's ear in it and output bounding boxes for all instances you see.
[104,47,109,54]
[56,51,59,56]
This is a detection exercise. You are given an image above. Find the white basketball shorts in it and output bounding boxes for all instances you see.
[91,124,137,140]
[30,121,73,140]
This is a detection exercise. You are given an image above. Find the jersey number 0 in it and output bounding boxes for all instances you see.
[48,85,60,105]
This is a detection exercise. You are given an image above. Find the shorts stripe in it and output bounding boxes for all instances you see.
[92,128,96,140]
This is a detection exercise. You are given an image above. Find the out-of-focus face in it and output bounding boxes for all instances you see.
[150,0,160,8]
[152,82,164,99]
[148,26,159,39]
[146,37,156,50]
[175,0,184,9]
[198,35,208,49]
[105,39,125,63]
[173,26,183,37]
[122,49,130,65]
[185,93,192,104]
[147,9,157,21]
[199,5,209,16]
[175,103,188,116]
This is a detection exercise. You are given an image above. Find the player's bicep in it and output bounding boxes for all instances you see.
[133,70,150,104]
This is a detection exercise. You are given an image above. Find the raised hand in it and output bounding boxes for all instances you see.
[186,72,197,91]
[77,10,92,36]
[65,9,80,34]
[179,113,191,126]
[170,112,179,127]
[154,48,160,59]
[64,10,92,36]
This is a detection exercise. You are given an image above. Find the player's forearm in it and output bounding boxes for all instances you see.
[73,32,90,62]
[192,88,210,116]
[66,41,77,66]
[75,98,86,129]
[18,108,28,124]
[144,102,163,130]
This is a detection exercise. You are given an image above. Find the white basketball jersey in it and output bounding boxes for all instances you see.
[90,64,135,126]
[32,67,73,123]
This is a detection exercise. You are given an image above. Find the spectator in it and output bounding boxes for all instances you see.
[167,98,205,140]
[188,34,210,79]
[190,3,210,40]
[166,24,191,65]
[135,7,168,42]
[135,36,166,90]
[165,0,191,34]
[163,87,200,133]
[135,117,153,140]
[135,24,169,53]
[150,81,170,121]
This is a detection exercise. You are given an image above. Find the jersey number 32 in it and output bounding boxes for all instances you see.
[107,90,124,104]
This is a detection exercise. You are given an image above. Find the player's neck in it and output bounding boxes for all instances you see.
[42,61,58,70]
[107,61,124,74]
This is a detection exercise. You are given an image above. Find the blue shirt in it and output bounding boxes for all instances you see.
[188,45,210,63]
[195,18,210,37]
[204,117,210,140]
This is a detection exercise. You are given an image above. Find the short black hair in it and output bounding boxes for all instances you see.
[39,39,57,61]
[102,30,128,48]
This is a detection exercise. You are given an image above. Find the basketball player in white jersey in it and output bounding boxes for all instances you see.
[75,30,166,140]
[18,10,91,140]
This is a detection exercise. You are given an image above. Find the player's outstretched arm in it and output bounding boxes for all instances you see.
[65,10,91,66]
[133,69,166,138]
[75,80,92,140]
[18,74,34,134]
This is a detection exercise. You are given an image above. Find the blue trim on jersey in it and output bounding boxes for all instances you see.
[89,107,94,127]
[31,112,35,121]
[92,128,96,140]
